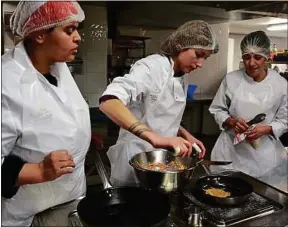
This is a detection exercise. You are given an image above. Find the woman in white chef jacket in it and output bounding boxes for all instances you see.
[209,31,288,191]
[99,20,219,186]
[1,1,91,226]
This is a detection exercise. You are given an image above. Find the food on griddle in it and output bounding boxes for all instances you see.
[135,160,185,171]
[204,187,231,198]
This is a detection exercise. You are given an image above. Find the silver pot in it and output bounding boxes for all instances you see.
[129,149,202,193]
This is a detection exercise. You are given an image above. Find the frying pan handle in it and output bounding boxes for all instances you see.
[94,151,113,189]
[201,163,212,175]
[91,134,112,189]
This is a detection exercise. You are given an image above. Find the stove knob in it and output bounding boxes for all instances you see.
[187,207,203,227]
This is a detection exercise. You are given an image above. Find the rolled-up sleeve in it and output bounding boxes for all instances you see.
[270,85,288,139]
[209,77,231,130]
[101,61,153,106]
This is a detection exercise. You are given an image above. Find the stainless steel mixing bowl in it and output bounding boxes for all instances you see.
[129,149,202,193]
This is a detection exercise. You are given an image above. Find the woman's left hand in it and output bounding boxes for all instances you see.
[181,133,206,158]
[245,124,272,141]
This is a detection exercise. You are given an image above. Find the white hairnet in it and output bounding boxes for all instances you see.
[10,1,85,38]
[160,20,219,56]
[240,31,270,59]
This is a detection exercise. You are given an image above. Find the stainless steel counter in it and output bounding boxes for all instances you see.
[231,172,288,227]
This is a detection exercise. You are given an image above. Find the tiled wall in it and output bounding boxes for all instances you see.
[75,5,108,108]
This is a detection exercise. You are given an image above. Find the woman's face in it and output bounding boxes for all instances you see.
[242,53,266,78]
[175,48,212,73]
[41,22,81,62]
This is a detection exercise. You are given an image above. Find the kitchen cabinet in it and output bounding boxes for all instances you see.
[183,96,220,136]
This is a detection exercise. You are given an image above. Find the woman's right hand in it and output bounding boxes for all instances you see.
[143,131,193,157]
[226,117,249,134]
[39,150,75,182]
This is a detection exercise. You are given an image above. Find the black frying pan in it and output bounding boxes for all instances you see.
[78,187,170,226]
[77,144,170,226]
[193,175,253,206]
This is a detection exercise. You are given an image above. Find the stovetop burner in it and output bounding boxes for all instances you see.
[182,190,283,226]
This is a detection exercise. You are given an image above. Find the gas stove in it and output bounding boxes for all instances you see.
[68,169,285,227]
[169,171,284,227]
[178,190,283,227]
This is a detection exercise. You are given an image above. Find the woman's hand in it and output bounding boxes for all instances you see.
[182,134,206,158]
[142,131,192,157]
[245,125,272,141]
[178,127,206,158]
[17,150,74,186]
[39,150,75,182]
[226,117,249,134]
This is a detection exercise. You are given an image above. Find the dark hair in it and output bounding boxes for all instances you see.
[47,27,55,33]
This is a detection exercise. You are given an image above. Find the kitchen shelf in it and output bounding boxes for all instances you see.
[114,35,151,41]
[270,61,288,64]
[107,35,150,81]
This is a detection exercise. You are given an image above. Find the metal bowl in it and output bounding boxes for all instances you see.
[129,149,201,193]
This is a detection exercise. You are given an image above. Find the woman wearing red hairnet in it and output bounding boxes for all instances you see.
[1,1,90,226]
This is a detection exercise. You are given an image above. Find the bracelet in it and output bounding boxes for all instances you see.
[135,128,152,138]
[128,121,142,132]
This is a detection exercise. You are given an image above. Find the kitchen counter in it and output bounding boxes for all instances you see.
[168,166,288,227]
[187,94,214,102]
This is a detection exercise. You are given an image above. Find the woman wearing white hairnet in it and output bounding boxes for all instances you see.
[1,1,91,226]
[99,20,219,186]
[209,31,288,191]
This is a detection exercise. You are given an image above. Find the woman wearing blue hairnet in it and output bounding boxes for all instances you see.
[209,31,288,192]
[99,20,219,186]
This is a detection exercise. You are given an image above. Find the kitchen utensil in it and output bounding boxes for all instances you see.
[247,113,266,126]
[192,143,202,154]
[77,148,170,226]
[193,175,253,206]
[200,160,232,166]
[173,143,202,156]
[129,149,200,193]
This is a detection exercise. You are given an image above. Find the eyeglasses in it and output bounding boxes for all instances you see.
[242,54,264,61]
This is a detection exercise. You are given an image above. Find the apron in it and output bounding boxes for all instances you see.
[107,58,187,186]
[211,72,288,192]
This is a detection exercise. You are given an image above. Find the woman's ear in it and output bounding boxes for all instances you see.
[28,31,46,44]
[35,34,45,44]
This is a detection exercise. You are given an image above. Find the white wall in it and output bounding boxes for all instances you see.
[227,38,235,73]
[185,23,229,95]
[229,33,288,71]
